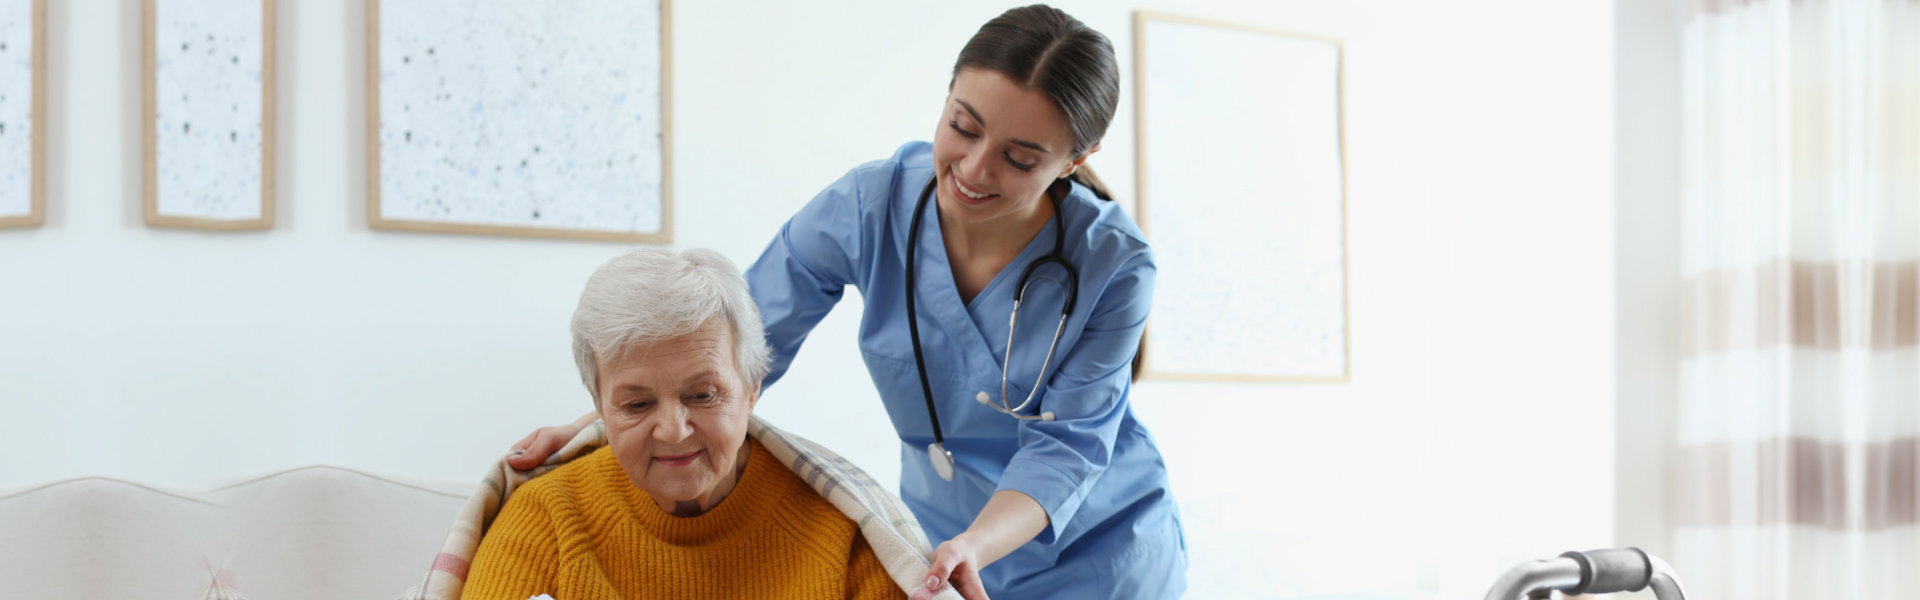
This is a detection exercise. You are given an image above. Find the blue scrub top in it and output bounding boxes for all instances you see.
[747,142,1187,599]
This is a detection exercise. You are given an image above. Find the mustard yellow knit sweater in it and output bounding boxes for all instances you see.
[463,438,903,600]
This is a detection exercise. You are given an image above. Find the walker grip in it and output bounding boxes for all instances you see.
[1559,548,1654,594]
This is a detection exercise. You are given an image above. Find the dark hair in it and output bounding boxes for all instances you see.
[953,4,1120,201]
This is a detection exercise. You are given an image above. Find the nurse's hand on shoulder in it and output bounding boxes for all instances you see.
[915,535,990,600]
[505,411,597,471]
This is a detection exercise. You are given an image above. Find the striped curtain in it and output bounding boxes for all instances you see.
[1676,0,1919,598]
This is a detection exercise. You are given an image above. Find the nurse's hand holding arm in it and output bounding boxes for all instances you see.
[914,490,1048,600]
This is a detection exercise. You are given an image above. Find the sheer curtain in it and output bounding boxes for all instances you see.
[1676,0,1919,598]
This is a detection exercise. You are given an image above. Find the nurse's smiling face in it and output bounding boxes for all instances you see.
[932,68,1094,227]
[595,318,759,516]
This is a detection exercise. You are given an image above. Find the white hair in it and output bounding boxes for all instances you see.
[571,248,772,404]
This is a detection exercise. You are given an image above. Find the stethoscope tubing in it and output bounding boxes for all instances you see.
[905,176,947,446]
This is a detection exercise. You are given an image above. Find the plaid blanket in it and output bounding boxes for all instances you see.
[397,416,959,600]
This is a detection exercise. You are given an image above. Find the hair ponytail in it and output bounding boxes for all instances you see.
[1068,164,1114,201]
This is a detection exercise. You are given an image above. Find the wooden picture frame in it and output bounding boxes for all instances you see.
[143,0,276,230]
[1133,12,1352,383]
[366,0,673,243]
[0,0,45,228]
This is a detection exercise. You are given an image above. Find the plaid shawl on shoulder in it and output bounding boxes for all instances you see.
[397,416,959,600]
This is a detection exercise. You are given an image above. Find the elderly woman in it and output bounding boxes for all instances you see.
[463,248,903,599]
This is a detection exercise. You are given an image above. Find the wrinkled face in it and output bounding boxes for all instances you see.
[595,318,758,512]
[931,68,1093,227]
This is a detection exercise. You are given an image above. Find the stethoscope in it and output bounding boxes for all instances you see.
[905,175,1079,482]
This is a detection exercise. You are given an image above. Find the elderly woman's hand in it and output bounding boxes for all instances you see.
[915,534,991,600]
[506,411,598,470]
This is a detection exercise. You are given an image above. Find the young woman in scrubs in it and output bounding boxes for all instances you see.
[509,6,1185,598]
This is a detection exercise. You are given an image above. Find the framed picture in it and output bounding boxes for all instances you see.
[143,0,276,230]
[1133,12,1351,382]
[366,0,672,243]
[0,0,44,228]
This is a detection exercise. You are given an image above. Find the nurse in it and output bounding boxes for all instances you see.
[509,5,1185,599]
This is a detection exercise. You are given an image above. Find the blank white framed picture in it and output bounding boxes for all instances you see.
[0,0,44,228]
[143,0,276,230]
[1133,12,1351,382]
[366,0,672,243]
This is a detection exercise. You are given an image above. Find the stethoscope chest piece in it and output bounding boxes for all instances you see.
[928,442,955,481]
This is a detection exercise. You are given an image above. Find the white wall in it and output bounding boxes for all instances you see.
[0,0,1620,598]
[1613,0,1682,571]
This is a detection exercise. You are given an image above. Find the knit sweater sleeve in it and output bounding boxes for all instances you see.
[845,534,907,600]
[463,483,561,600]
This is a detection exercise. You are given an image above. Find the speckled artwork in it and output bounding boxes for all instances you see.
[1138,16,1348,381]
[153,0,264,221]
[375,0,666,237]
[0,0,31,219]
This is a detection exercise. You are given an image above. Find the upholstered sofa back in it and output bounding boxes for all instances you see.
[0,467,468,600]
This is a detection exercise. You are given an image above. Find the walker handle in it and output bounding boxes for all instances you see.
[1558,548,1653,594]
